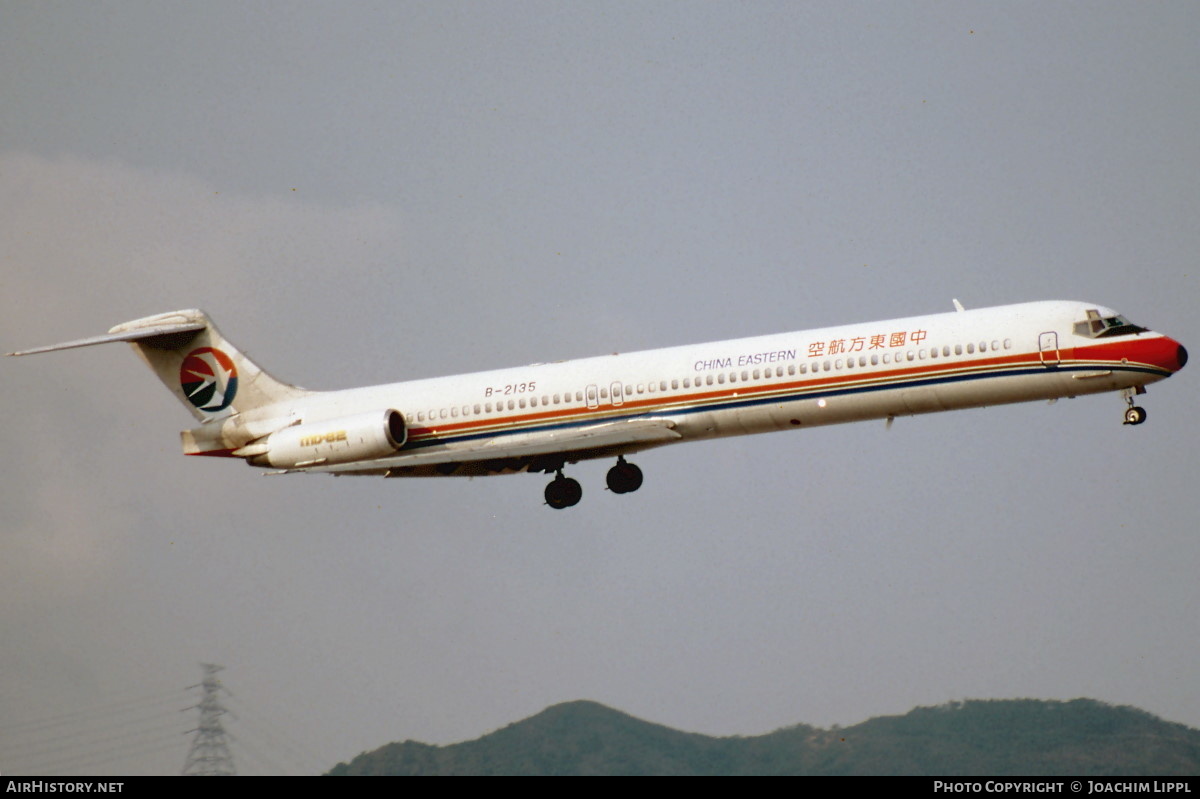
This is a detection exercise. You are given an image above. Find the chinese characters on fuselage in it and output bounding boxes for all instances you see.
[691,331,931,372]
[808,329,928,358]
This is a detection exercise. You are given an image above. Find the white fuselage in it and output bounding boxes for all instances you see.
[234,300,1182,478]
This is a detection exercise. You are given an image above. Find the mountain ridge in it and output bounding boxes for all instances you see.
[327,698,1200,776]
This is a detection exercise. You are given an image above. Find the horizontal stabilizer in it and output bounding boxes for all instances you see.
[8,321,205,357]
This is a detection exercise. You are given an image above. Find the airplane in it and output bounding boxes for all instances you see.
[7,300,1187,509]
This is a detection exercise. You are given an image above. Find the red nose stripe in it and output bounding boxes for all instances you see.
[1075,336,1184,373]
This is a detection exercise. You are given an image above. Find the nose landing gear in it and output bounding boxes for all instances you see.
[1121,387,1147,426]
[1124,405,1147,426]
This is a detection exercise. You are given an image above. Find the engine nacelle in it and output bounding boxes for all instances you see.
[249,409,407,469]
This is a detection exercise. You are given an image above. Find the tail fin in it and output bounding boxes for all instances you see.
[9,309,308,421]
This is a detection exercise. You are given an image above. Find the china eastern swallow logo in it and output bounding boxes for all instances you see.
[180,347,239,412]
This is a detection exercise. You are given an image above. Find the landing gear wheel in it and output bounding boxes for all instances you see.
[606,459,644,494]
[1123,406,1147,426]
[545,474,582,509]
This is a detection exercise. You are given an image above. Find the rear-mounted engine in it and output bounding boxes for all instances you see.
[247,409,407,469]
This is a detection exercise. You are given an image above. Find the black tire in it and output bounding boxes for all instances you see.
[606,462,644,494]
[1124,406,1147,425]
[545,476,582,508]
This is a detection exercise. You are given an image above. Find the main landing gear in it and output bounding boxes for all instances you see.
[544,470,582,509]
[606,456,643,495]
[543,457,644,509]
[1121,387,1148,426]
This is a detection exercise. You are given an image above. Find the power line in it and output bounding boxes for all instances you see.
[0,688,188,776]
[4,666,316,775]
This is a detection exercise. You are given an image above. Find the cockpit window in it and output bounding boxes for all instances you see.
[1073,309,1147,339]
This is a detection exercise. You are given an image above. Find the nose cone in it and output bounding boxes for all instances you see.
[1150,336,1187,374]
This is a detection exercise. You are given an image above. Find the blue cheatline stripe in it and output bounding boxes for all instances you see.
[399,360,1169,454]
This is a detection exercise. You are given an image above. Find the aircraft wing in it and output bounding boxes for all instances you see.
[282,417,682,475]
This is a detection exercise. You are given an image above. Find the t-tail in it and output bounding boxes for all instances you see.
[8,309,311,454]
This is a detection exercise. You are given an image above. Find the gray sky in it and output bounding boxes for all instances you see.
[2,1,1196,776]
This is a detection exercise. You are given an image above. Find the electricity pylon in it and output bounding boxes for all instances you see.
[181,663,237,776]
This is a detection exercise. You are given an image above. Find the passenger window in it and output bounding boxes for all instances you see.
[508,399,515,410]
[991,340,1000,351]
[955,344,963,355]
[966,343,975,354]
[943,346,950,357]
[1004,339,1012,349]
[418,411,425,422]
[919,349,926,360]
[979,341,987,352]
[671,379,679,390]
[742,370,750,381]
[706,375,714,386]
[788,365,796,375]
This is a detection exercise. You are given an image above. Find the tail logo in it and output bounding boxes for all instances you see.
[180,347,239,412]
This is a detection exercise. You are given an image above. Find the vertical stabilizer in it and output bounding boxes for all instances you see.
[109,309,309,421]
[9,309,309,422]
